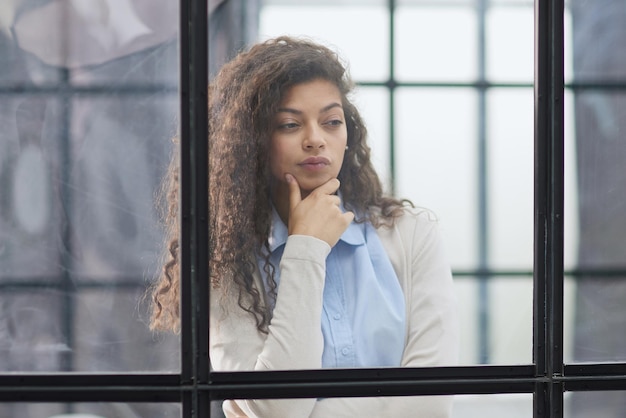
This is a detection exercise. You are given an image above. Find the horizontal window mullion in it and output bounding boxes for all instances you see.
[565,363,626,378]
[211,365,535,383]
[0,373,179,387]
[561,377,626,392]
[209,365,538,399]
[0,85,178,95]
[207,378,537,400]
[0,387,181,403]
[0,374,182,402]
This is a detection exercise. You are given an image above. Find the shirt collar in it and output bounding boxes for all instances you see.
[267,203,365,252]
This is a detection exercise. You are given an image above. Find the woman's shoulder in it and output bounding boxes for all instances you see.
[397,205,440,224]
[380,205,441,235]
[373,204,442,250]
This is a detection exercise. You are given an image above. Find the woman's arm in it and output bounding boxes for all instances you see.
[211,177,354,417]
[310,210,459,417]
[210,234,330,418]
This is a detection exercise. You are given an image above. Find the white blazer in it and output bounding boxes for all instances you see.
[210,208,459,418]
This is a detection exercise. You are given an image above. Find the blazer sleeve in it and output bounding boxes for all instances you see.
[210,234,331,418]
[309,210,460,418]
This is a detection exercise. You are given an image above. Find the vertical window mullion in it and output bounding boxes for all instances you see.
[180,0,209,416]
[534,0,565,416]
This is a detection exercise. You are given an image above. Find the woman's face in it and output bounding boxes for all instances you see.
[269,78,348,200]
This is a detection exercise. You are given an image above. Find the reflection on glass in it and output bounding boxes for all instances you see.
[565,391,626,418]
[0,1,180,373]
[569,89,626,364]
[74,290,178,372]
[570,0,626,368]
[571,0,626,81]
[0,403,180,418]
[11,1,178,83]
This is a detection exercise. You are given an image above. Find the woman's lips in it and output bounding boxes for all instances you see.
[298,156,330,170]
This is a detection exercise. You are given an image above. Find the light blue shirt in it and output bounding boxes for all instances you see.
[258,207,406,368]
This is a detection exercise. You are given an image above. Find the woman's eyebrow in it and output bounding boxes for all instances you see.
[276,107,302,115]
[276,102,343,115]
[320,102,343,113]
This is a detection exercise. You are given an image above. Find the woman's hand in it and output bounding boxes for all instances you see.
[286,173,354,248]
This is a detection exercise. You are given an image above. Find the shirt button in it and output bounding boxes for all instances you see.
[333,313,341,320]
[341,347,350,356]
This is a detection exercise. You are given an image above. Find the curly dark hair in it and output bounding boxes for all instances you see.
[150,36,411,333]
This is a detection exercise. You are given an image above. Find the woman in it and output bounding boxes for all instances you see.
[151,36,458,417]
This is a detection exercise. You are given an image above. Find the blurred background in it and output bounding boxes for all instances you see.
[1,0,625,417]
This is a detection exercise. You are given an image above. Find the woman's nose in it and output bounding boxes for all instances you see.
[303,125,325,149]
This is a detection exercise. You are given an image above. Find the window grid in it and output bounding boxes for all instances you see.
[1,1,626,418]
[179,0,210,416]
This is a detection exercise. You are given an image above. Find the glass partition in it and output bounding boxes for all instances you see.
[566,0,626,369]
[0,403,180,418]
[0,0,180,374]
[1,1,625,417]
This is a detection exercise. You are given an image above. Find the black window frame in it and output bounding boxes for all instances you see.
[1,1,626,417]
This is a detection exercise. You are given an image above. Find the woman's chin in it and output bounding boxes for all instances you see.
[295,178,327,195]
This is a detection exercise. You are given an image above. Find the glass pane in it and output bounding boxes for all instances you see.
[565,391,626,417]
[488,0,533,4]
[488,276,532,364]
[397,0,474,4]
[0,403,180,418]
[570,0,626,81]
[259,5,390,81]
[453,278,480,364]
[489,2,572,82]
[352,86,391,190]
[213,395,457,417]
[564,6,574,84]
[453,393,533,417]
[212,394,532,417]
[486,6,533,82]
[0,5,63,85]
[74,289,178,371]
[455,276,533,365]
[207,36,459,380]
[395,6,477,82]
[563,90,579,271]
[561,92,579,364]
[487,88,533,269]
[567,0,626,365]
[0,3,180,372]
[395,87,477,269]
[566,90,626,364]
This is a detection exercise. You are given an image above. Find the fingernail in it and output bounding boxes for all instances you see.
[285,173,293,183]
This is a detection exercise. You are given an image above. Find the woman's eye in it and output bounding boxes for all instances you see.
[325,119,344,127]
[279,122,299,130]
